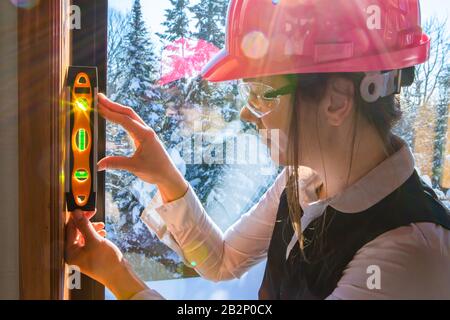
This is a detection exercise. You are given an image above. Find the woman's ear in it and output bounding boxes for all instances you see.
[325,77,355,126]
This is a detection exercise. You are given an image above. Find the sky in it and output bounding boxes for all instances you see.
[109,0,450,36]
[109,0,195,36]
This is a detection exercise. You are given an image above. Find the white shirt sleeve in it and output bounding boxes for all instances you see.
[140,170,287,282]
[327,222,450,300]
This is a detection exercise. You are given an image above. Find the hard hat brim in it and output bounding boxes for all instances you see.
[201,49,242,82]
[202,35,430,83]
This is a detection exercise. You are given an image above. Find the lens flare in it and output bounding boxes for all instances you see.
[241,31,269,60]
[75,98,89,111]
[183,241,210,268]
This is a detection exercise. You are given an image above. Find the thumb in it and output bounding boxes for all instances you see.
[72,210,99,245]
[97,156,134,172]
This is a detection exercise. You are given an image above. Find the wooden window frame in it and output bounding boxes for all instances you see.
[70,0,108,300]
[18,0,71,300]
[18,0,107,300]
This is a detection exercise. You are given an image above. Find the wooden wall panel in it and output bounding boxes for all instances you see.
[18,0,71,300]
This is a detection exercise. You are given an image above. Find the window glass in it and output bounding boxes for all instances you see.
[106,0,279,287]
[106,0,450,299]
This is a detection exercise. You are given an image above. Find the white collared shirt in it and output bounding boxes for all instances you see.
[133,141,450,300]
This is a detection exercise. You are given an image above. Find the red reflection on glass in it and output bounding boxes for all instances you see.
[159,38,220,86]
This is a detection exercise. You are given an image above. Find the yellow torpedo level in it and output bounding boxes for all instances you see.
[71,72,93,207]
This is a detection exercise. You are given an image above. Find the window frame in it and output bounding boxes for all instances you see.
[69,0,108,300]
[17,0,108,300]
[17,0,71,300]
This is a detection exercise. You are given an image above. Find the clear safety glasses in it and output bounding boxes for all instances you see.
[238,82,296,118]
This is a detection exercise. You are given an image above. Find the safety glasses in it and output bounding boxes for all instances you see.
[238,82,296,118]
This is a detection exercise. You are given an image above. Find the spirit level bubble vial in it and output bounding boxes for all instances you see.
[66,66,98,211]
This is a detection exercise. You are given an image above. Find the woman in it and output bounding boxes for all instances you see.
[66,0,450,300]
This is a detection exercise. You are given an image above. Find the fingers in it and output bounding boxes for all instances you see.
[85,210,97,220]
[98,93,146,126]
[92,222,106,238]
[65,213,105,264]
[98,98,148,141]
[65,218,81,264]
[71,210,100,245]
[65,243,80,265]
[92,222,105,231]
[97,156,135,172]
[69,220,104,247]
[97,230,107,238]
[66,218,78,246]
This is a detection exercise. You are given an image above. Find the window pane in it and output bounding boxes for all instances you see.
[106,0,279,284]
[105,0,450,300]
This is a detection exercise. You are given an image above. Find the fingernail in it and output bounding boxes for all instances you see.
[73,210,83,221]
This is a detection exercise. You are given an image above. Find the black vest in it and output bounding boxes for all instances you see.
[259,171,450,300]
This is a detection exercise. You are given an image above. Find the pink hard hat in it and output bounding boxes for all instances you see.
[202,0,430,82]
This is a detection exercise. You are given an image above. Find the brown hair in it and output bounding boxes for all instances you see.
[284,73,402,252]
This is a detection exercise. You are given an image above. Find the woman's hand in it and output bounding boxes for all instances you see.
[97,93,188,203]
[65,210,148,300]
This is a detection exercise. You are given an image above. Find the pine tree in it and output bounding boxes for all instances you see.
[157,0,191,92]
[115,0,164,131]
[432,65,450,187]
[118,0,160,108]
[157,0,191,42]
[189,0,240,124]
[113,0,163,153]
[105,0,283,280]
[174,0,243,204]
[190,0,228,48]
[156,0,193,149]
[107,9,130,100]
[187,0,228,109]
[108,0,164,240]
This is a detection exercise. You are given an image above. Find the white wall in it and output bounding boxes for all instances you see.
[0,0,19,300]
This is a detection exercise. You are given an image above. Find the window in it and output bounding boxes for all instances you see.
[70,0,108,300]
[105,0,279,299]
[105,0,450,300]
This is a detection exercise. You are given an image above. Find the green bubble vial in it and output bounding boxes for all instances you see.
[77,129,87,151]
[75,169,89,181]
